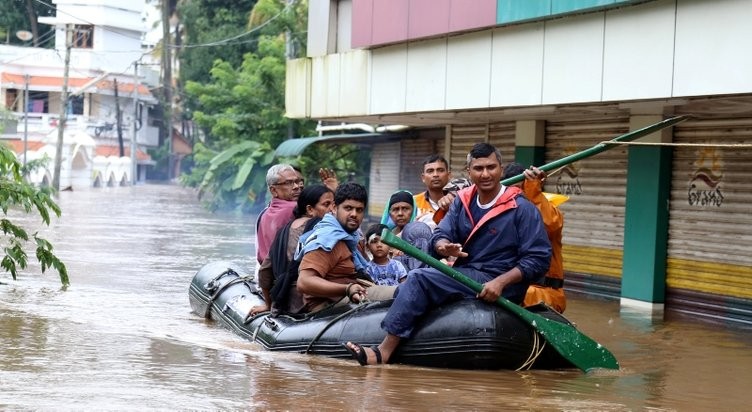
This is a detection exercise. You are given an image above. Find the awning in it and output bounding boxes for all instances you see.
[274,132,407,157]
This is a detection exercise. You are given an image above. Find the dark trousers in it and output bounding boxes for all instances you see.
[381,267,524,338]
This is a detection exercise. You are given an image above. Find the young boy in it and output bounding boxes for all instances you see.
[364,223,408,286]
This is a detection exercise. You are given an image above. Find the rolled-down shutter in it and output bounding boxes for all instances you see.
[448,122,515,176]
[400,135,441,195]
[368,142,400,219]
[667,117,752,310]
[545,118,630,279]
[448,124,486,177]
[489,121,516,166]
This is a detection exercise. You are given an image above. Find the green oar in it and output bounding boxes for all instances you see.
[501,115,690,186]
[380,230,619,372]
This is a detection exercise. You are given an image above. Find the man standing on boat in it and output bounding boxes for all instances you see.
[344,143,551,366]
[255,164,303,264]
[413,154,452,228]
[297,182,396,313]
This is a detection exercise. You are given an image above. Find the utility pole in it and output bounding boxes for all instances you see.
[131,61,139,185]
[23,74,29,167]
[52,24,72,192]
[114,78,124,156]
[162,0,173,180]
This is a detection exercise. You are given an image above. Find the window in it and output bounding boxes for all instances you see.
[72,25,93,48]
[68,95,84,115]
[27,91,49,113]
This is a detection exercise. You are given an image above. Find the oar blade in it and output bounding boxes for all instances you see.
[531,315,620,371]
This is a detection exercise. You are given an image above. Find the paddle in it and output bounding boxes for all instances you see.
[380,229,619,372]
[500,115,690,186]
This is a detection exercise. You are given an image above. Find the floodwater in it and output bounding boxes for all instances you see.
[0,184,750,411]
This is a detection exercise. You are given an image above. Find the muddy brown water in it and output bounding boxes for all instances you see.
[1,184,750,410]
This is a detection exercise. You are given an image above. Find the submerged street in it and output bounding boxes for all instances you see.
[0,184,750,410]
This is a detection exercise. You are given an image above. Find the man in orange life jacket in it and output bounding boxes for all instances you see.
[344,143,551,366]
[504,162,567,313]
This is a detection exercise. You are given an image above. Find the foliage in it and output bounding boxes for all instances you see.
[0,0,56,47]
[179,140,274,212]
[179,0,367,213]
[0,144,68,285]
[248,0,308,59]
[182,35,293,211]
[177,0,260,86]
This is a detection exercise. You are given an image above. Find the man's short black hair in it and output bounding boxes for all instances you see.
[421,154,449,171]
[503,162,526,180]
[466,143,502,168]
[334,182,368,207]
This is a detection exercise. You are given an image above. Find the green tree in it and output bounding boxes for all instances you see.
[0,110,68,285]
[0,0,56,47]
[177,0,259,86]
[179,0,369,212]
[182,35,294,211]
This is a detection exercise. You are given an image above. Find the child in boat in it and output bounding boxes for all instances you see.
[364,223,408,286]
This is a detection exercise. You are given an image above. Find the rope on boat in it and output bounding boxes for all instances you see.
[515,330,546,371]
[599,141,752,148]
[303,301,371,355]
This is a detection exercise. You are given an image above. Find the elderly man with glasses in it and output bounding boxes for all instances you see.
[255,164,305,264]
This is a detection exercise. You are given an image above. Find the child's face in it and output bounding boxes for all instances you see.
[367,236,389,259]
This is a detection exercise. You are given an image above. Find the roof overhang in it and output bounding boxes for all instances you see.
[274,132,408,157]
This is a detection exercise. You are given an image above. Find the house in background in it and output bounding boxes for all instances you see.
[285,0,752,325]
[0,0,165,188]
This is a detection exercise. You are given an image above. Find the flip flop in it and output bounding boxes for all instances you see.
[343,342,382,366]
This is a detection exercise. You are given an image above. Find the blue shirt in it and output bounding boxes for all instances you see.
[366,259,408,286]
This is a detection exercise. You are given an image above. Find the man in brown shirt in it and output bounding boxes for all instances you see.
[297,182,396,312]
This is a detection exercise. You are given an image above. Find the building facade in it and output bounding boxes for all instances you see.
[0,0,162,187]
[284,0,752,324]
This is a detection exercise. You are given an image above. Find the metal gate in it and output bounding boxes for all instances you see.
[666,117,752,321]
[368,141,401,219]
[545,118,630,281]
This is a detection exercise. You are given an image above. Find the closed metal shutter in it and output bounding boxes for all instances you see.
[489,121,516,165]
[400,136,441,195]
[448,121,515,175]
[667,117,752,306]
[448,124,486,177]
[368,142,401,219]
[545,118,630,279]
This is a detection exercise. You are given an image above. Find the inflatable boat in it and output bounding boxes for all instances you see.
[189,261,577,370]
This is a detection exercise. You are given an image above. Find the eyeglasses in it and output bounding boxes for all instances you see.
[272,179,305,187]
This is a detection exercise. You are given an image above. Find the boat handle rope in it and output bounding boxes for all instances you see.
[203,269,257,319]
[303,302,371,355]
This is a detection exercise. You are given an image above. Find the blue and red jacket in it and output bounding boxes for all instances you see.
[431,185,551,301]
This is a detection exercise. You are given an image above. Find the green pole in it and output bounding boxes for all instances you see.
[501,115,690,186]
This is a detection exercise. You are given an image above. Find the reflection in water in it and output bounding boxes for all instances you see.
[0,184,750,410]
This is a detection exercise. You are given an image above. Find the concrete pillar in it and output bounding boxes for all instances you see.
[514,120,545,167]
[621,114,673,312]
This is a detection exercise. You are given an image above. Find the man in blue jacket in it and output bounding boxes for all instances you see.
[344,143,551,366]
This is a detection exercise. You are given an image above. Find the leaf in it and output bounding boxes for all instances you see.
[232,156,256,190]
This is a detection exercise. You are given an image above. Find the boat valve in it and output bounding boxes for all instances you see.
[263,318,279,331]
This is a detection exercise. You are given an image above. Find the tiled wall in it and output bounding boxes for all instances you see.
[352,0,643,48]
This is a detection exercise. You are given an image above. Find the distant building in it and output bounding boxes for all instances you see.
[0,0,172,187]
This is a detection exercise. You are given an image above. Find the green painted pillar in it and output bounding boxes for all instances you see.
[621,115,673,305]
[514,120,546,167]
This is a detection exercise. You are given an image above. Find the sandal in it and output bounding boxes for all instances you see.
[343,342,382,366]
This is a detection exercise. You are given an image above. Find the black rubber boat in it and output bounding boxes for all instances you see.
[189,261,576,370]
